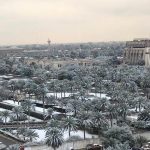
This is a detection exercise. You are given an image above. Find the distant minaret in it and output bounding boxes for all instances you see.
[47,38,54,57]
[47,38,51,50]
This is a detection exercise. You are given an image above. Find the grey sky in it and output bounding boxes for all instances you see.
[0,0,150,45]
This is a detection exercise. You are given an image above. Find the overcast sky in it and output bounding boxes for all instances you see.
[0,0,150,45]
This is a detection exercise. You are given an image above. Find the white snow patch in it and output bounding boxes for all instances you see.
[3,100,20,106]
[127,115,138,121]
[34,129,98,142]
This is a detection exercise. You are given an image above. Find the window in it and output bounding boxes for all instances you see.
[58,64,62,67]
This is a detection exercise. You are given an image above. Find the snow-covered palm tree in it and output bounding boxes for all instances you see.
[106,143,130,150]
[0,110,9,125]
[67,95,81,117]
[17,127,28,140]
[92,112,108,137]
[7,144,19,150]
[134,96,147,112]
[37,84,48,117]
[106,104,118,127]
[21,99,35,122]
[63,116,78,137]
[45,108,53,120]
[12,106,24,124]
[26,129,39,142]
[77,112,92,139]
[46,118,62,130]
[45,128,64,150]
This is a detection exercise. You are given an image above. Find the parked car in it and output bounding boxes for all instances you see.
[86,144,103,150]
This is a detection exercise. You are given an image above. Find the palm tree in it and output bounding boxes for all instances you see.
[7,144,19,150]
[23,81,38,100]
[26,129,39,142]
[67,94,81,117]
[77,112,92,139]
[21,100,35,122]
[106,104,118,127]
[12,106,24,125]
[45,128,64,150]
[95,77,104,98]
[37,84,48,118]
[17,127,27,140]
[106,143,130,150]
[134,135,147,148]
[92,112,108,137]
[134,96,147,112]
[0,110,9,125]
[46,118,62,130]
[68,80,75,94]
[45,108,53,120]
[91,97,108,112]
[81,100,92,113]
[8,80,17,102]
[62,79,70,97]
[104,126,134,148]
[63,116,78,137]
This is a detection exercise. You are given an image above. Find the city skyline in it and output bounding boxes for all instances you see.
[0,0,150,45]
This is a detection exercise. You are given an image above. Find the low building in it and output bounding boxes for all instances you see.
[25,57,103,69]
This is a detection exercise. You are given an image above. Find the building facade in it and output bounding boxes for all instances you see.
[124,38,150,67]
[25,57,101,69]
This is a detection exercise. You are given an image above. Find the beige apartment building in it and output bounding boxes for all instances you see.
[124,38,150,67]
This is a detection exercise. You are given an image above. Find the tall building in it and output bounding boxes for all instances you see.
[124,38,150,67]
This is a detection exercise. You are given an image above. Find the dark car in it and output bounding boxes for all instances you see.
[86,144,104,150]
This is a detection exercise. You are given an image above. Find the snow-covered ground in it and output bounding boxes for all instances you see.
[34,129,98,142]
[2,100,20,106]
[129,107,144,113]
[134,132,150,140]
[88,93,110,99]
[0,108,10,111]
[2,100,47,114]
[0,104,42,122]
[46,92,72,98]
[34,106,46,114]
[46,92,110,99]
[127,115,138,121]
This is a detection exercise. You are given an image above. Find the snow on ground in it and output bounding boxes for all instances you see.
[27,116,42,122]
[134,132,150,140]
[46,92,72,98]
[2,100,20,106]
[34,106,45,113]
[0,108,11,111]
[35,129,46,142]
[2,100,47,114]
[0,107,42,122]
[129,107,144,113]
[46,92,110,99]
[63,130,98,140]
[9,78,29,82]
[127,115,138,121]
[34,129,98,142]
[34,106,49,115]
[88,93,110,99]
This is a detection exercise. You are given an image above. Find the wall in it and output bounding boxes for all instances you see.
[25,138,102,150]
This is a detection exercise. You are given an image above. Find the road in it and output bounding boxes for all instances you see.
[0,133,23,147]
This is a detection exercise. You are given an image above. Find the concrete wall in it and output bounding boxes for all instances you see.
[25,138,102,150]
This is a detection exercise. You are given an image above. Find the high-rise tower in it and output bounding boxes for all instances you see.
[124,38,150,67]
